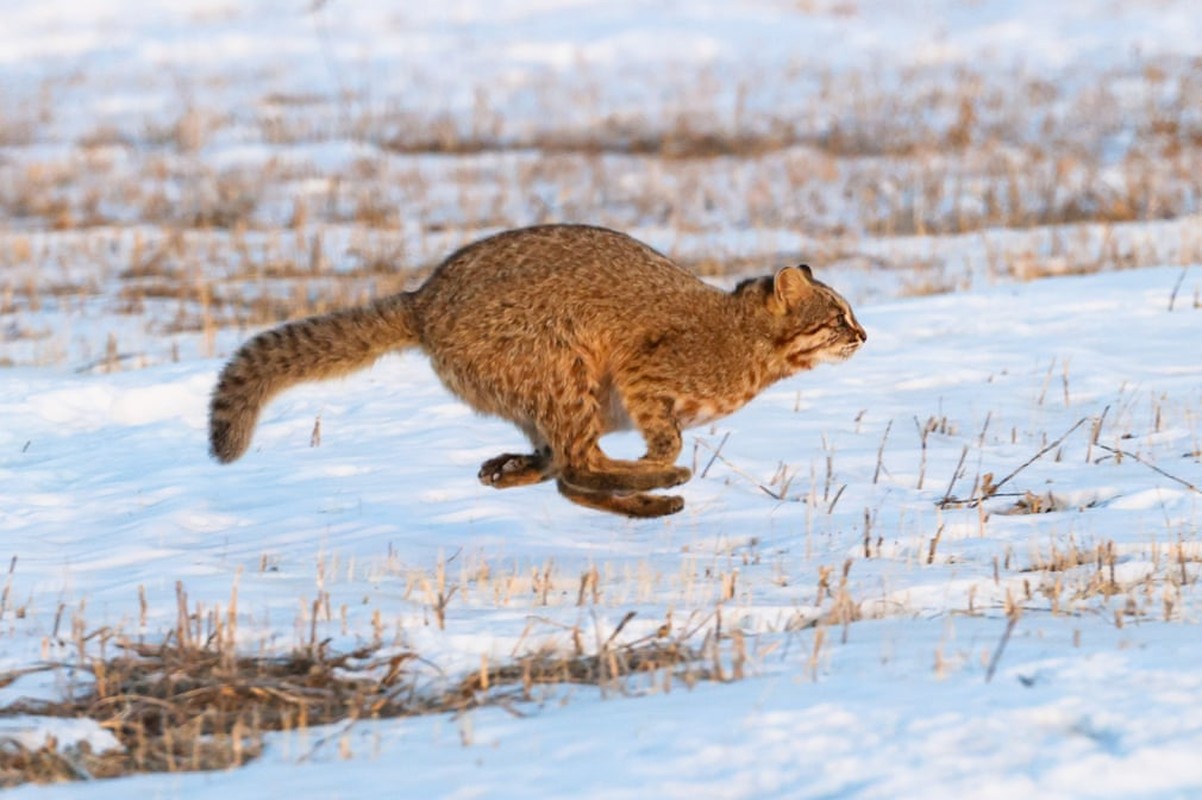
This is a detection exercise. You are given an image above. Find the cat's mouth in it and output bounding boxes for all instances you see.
[817,346,855,364]
[811,333,865,364]
[782,325,865,370]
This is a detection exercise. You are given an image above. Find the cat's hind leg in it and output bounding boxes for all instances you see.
[556,480,684,518]
[558,458,691,492]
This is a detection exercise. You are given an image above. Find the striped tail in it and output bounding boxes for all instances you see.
[208,293,419,463]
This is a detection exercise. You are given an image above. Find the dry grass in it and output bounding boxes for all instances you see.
[0,617,732,789]
[4,57,1202,366]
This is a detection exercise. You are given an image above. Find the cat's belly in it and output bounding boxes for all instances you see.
[599,386,635,433]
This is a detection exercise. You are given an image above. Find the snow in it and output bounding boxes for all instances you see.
[4,264,1201,797]
[3,0,1202,797]
[0,717,120,757]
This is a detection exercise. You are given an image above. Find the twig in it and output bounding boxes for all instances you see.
[993,417,1087,493]
[1086,404,1110,463]
[984,613,1019,683]
[1036,358,1056,405]
[940,444,969,504]
[826,484,846,514]
[1168,265,1189,311]
[603,611,638,649]
[699,432,731,479]
[939,417,1088,508]
[927,524,945,565]
[676,609,719,642]
[0,662,57,690]
[0,555,15,619]
[694,438,790,501]
[872,419,893,484]
[297,716,359,764]
[1094,443,1201,494]
[73,351,144,374]
[914,416,929,490]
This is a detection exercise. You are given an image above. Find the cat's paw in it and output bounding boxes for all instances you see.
[478,452,551,488]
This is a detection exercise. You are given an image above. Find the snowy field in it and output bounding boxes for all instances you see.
[3,1,1202,797]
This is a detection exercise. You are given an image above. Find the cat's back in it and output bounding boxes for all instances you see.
[414,224,704,312]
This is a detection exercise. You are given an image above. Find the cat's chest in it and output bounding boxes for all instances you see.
[597,385,760,432]
[672,390,758,429]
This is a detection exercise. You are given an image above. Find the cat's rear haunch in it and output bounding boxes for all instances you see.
[209,224,866,517]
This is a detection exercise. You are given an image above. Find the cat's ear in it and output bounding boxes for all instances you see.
[772,265,814,311]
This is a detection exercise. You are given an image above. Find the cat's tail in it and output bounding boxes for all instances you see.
[209,292,420,463]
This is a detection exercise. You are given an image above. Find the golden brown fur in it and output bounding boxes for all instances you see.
[210,224,866,517]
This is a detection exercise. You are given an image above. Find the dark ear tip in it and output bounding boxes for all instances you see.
[797,264,814,279]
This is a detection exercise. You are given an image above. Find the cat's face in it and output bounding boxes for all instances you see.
[796,274,866,366]
[738,265,866,374]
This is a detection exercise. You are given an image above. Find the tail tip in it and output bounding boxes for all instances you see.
[209,419,249,464]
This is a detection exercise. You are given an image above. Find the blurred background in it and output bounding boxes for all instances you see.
[3,0,1202,368]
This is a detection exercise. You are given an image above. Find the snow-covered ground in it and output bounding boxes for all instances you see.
[3,1,1202,797]
[5,265,1201,798]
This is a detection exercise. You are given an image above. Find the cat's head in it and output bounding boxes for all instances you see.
[736,265,866,373]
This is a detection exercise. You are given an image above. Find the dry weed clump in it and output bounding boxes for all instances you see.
[997,490,1099,516]
[0,617,733,789]
[1014,534,1201,624]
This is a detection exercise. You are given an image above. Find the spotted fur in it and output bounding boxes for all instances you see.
[209,225,866,517]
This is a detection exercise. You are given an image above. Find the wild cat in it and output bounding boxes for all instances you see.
[209,224,865,517]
